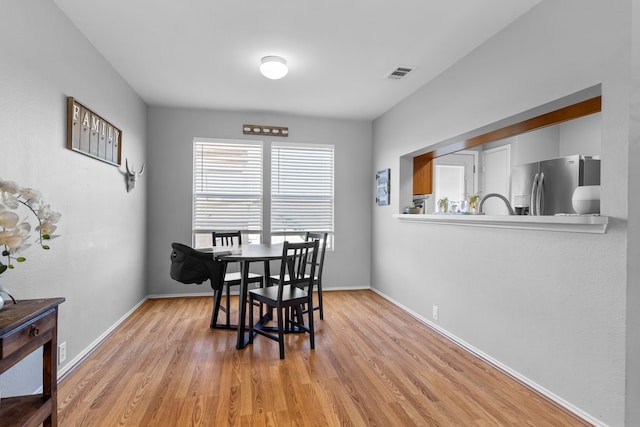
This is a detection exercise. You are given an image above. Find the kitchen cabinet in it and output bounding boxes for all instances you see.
[413,154,433,195]
[0,298,65,427]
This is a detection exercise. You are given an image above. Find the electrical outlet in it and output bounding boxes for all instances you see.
[58,342,67,364]
[432,305,439,321]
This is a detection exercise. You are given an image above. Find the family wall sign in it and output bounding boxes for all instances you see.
[66,96,122,166]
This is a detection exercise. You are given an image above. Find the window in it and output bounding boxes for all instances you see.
[192,138,334,248]
[192,138,262,247]
[433,151,477,213]
[271,142,334,245]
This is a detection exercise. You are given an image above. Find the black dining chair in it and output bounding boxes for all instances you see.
[249,240,319,359]
[211,231,264,328]
[269,232,328,320]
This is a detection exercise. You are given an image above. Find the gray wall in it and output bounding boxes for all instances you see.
[0,2,147,393]
[558,113,602,157]
[626,0,640,424]
[372,1,632,425]
[146,107,372,296]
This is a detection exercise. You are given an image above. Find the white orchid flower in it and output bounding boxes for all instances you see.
[0,230,24,250]
[20,187,42,203]
[37,222,57,235]
[0,230,12,246]
[0,210,19,228]
[0,179,21,194]
[2,192,20,209]
[36,204,61,224]
[17,221,31,235]
[1,178,61,274]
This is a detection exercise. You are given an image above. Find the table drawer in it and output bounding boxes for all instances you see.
[0,310,56,359]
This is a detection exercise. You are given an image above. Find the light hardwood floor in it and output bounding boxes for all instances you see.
[58,291,591,426]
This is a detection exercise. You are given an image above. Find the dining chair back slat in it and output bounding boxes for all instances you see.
[304,232,327,319]
[213,231,243,247]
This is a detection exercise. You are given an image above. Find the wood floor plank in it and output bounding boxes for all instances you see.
[58,291,592,426]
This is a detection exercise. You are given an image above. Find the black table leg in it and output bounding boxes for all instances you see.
[236,260,250,349]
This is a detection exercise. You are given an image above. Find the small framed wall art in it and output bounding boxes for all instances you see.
[66,96,122,166]
[376,168,390,206]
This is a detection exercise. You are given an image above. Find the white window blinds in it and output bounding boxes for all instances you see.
[193,139,263,235]
[271,142,334,234]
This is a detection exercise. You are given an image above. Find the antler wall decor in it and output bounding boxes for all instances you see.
[124,159,144,192]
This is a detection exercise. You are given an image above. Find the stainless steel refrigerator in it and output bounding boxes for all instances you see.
[511,155,600,215]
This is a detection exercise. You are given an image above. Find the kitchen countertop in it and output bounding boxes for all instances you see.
[393,213,608,233]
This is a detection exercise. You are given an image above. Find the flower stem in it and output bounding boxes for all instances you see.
[18,198,46,248]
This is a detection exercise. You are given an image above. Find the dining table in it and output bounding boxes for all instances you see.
[212,243,284,349]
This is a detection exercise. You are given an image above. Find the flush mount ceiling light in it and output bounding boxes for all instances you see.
[260,56,288,80]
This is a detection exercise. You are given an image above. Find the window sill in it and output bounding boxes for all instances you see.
[393,213,608,234]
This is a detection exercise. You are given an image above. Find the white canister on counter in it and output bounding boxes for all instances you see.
[572,185,600,215]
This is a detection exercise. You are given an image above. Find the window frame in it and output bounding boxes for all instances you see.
[192,138,335,249]
[270,141,335,243]
[192,138,263,248]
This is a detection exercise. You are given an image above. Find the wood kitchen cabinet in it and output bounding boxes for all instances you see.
[0,298,65,427]
[413,153,433,195]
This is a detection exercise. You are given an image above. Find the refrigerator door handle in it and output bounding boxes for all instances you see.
[530,173,539,215]
[536,172,545,216]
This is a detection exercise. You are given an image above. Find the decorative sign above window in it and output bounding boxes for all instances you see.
[66,97,122,166]
[243,124,289,137]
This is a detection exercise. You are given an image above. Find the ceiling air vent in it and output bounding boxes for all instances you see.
[386,65,415,80]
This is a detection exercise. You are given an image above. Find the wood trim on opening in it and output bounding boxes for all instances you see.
[416,96,601,162]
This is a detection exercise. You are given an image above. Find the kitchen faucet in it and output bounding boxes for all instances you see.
[479,193,515,215]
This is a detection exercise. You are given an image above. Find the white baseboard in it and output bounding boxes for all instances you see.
[146,285,370,300]
[147,291,214,299]
[369,288,607,427]
[58,297,148,379]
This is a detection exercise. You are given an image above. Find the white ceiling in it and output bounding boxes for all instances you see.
[53,0,540,121]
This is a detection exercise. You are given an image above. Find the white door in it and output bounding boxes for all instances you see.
[433,151,477,212]
[482,145,511,214]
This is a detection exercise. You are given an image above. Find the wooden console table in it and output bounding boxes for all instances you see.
[0,298,65,427]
